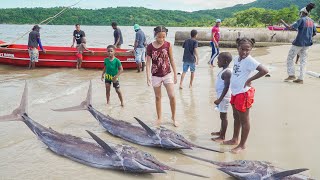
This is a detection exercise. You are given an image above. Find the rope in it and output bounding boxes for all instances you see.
[1,0,82,47]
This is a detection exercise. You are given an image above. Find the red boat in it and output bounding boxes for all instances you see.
[267,25,287,31]
[0,40,136,69]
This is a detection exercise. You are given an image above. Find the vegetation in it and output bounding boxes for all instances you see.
[223,6,300,27]
[0,0,318,27]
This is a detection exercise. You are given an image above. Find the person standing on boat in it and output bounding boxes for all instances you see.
[71,24,85,48]
[28,25,46,69]
[282,3,317,84]
[133,24,147,72]
[111,22,123,48]
[208,19,221,67]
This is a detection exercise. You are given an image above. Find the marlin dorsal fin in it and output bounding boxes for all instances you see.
[86,130,121,161]
[134,117,159,139]
[269,168,309,180]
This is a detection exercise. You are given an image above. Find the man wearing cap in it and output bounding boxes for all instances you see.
[27,25,46,69]
[111,22,123,48]
[133,24,147,72]
[282,3,317,84]
[208,19,221,66]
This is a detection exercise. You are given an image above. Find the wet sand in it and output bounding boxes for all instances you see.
[0,44,320,179]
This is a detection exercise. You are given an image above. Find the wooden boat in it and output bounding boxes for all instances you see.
[268,25,287,31]
[0,40,136,69]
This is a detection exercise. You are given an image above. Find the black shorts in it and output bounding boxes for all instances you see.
[105,80,120,88]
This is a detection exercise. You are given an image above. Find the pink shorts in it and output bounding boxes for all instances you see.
[152,73,174,87]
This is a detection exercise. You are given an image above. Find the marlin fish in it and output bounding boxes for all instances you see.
[180,153,314,180]
[53,81,223,153]
[0,83,208,177]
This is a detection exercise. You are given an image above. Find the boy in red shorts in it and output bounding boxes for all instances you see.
[76,37,93,69]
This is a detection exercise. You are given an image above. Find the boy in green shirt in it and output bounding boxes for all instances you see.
[101,45,124,106]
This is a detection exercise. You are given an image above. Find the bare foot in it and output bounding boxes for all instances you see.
[155,119,162,126]
[211,131,220,136]
[107,101,110,104]
[223,139,239,145]
[230,145,245,154]
[173,120,179,127]
[211,137,224,143]
[179,85,183,89]
[120,103,124,107]
[189,84,192,88]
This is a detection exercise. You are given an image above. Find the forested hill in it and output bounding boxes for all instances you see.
[195,0,310,19]
[0,0,313,26]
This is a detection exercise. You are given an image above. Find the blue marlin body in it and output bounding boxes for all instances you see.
[0,83,208,178]
[181,153,314,180]
[53,81,223,153]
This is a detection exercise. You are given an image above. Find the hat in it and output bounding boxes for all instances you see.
[133,24,140,30]
[32,25,40,31]
[216,19,221,23]
[300,7,309,14]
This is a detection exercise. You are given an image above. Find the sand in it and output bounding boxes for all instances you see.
[0,43,319,179]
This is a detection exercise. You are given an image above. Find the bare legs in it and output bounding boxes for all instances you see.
[76,58,82,69]
[190,72,194,88]
[154,86,162,125]
[179,72,186,89]
[115,88,124,106]
[211,112,228,142]
[105,83,124,107]
[105,83,111,104]
[28,61,35,69]
[136,62,142,72]
[179,72,194,89]
[153,83,177,127]
[223,105,250,154]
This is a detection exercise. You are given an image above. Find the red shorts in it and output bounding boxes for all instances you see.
[230,87,255,112]
[76,53,83,59]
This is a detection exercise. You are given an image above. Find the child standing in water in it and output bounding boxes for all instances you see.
[211,52,233,142]
[179,29,199,89]
[101,45,124,106]
[76,37,93,69]
[146,26,178,127]
[223,38,268,153]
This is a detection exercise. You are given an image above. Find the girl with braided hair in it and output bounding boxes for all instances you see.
[223,37,268,154]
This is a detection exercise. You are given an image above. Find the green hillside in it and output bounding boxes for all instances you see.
[0,0,316,26]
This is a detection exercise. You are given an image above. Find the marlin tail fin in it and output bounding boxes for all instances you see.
[0,81,28,122]
[52,81,92,112]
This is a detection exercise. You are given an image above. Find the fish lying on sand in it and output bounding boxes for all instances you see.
[53,81,223,153]
[0,83,208,178]
[181,153,314,180]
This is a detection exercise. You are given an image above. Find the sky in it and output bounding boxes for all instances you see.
[1,0,256,12]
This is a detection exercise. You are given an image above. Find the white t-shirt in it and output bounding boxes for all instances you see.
[230,55,260,95]
[216,68,232,99]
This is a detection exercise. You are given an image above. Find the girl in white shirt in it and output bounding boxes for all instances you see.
[223,37,268,154]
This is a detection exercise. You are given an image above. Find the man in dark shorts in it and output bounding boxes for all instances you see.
[101,45,124,106]
[111,22,123,48]
[71,24,85,48]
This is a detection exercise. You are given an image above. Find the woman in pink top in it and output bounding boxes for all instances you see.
[146,26,178,127]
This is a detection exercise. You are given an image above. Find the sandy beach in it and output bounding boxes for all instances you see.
[0,39,320,179]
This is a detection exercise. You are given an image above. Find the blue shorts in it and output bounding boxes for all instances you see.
[182,62,195,73]
[135,48,145,63]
